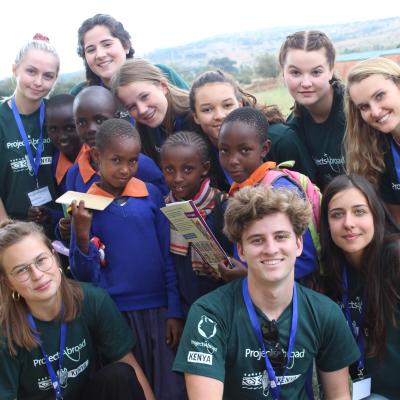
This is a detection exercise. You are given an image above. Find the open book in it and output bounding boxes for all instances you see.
[161,200,232,274]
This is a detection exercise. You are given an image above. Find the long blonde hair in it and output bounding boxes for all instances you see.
[344,57,400,187]
[0,220,83,356]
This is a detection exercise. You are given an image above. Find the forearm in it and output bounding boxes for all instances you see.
[185,374,223,400]
[0,198,8,221]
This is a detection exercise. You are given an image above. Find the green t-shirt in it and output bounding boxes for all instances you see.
[287,85,346,190]
[0,100,57,220]
[267,123,316,181]
[380,136,400,204]
[339,266,400,398]
[0,282,135,400]
[173,279,359,400]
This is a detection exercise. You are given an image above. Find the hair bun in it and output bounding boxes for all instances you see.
[33,33,50,42]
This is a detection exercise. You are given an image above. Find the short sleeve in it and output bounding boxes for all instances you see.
[82,284,135,362]
[0,342,20,400]
[316,300,361,372]
[173,301,228,382]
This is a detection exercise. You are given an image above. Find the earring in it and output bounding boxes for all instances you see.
[59,267,63,275]
[11,291,20,301]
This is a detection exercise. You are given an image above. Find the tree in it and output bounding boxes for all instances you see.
[207,57,237,73]
[255,52,280,78]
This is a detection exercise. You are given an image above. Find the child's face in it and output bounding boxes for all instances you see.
[218,121,269,184]
[73,97,115,148]
[192,82,241,146]
[161,145,210,200]
[94,136,140,197]
[13,49,58,103]
[282,48,333,109]
[46,104,82,161]
[116,81,169,128]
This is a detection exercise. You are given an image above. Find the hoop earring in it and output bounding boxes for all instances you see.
[12,291,20,301]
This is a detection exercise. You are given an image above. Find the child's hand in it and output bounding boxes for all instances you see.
[202,263,221,281]
[59,217,71,242]
[218,258,247,282]
[27,206,51,224]
[71,200,92,254]
[165,318,184,351]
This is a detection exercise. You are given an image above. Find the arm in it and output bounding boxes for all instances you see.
[117,353,155,400]
[319,367,350,400]
[185,374,223,400]
[0,198,8,221]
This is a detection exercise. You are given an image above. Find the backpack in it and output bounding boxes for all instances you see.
[261,161,322,262]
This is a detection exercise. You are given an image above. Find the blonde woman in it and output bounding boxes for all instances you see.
[345,57,400,223]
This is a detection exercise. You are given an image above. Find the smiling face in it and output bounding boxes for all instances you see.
[1,234,61,312]
[161,144,210,200]
[116,81,169,128]
[13,49,58,104]
[328,187,374,267]
[218,121,270,183]
[192,82,242,145]
[282,48,334,109]
[46,104,82,161]
[94,136,140,197]
[348,74,400,136]
[73,95,116,148]
[238,213,303,286]
[83,25,129,86]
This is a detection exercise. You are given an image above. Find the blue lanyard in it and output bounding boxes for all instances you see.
[11,97,45,178]
[27,311,67,399]
[242,278,298,400]
[341,266,365,372]
[390,136,400,184]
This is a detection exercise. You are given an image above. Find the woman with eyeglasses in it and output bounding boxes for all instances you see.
[0,219,155,400]
[320,174,400,399]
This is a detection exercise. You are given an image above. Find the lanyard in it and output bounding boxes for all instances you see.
[390,136,400,184]
[341,266,365,373]
[242,278,298,400]
[27,311,67,400]
[11,97,45,178]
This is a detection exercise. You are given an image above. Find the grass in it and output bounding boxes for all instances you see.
[254,85,294,118]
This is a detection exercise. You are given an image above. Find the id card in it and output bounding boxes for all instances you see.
[27,186,52,206]
[351,376,371,400]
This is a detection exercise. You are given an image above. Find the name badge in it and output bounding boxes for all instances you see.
[351,376,371,400]
[27,186,52,206]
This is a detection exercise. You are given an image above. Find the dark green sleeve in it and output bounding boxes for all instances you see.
[82,284,135,362]
[173,300,227,382]
[267,123,316,180]
[155,63,189,90]
[0,343,20,400]
[316,300,361,372]
[69,81,88,96]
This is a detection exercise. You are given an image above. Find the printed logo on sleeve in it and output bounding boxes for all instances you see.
[198,315,217,339]
[187,351,213,365]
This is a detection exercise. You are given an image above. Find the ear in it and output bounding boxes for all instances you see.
[192,111,200,125]
[201,160,211,177]
[261,139,271,159]
[12,64,18,78]
[91,147,100,165]
[237,241,246,263]
[295,235,303,257]
[1,274,15,292]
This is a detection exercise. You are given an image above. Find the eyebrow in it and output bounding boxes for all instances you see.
[11,252,47,272]
[329,204,367,212]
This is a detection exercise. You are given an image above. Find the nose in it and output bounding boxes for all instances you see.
[370,102,381,118]
[173,171,184,183]
[29,263,45,281]
[262,238,278,254]
[119,163,129,176]
[213,107,225,120]
[343,212,355,228]
[301,75,312,88]
[136,102,148,116]
[95,46,106,59]
[33,75,43,87]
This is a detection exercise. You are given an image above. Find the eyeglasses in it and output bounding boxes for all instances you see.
[261,320,287,374]
[9,252,54,282]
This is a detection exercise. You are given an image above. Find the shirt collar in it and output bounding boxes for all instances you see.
[87,177,149,199]
[77,144,98,183]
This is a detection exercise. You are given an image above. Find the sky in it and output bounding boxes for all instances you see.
[1,0,398,79]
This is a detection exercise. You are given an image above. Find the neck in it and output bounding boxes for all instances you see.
[12,91,41,115]
[307,87,334,123]
[28,291,62,321]
[247,274,294,320]
[98,181,123,198]
[344,251,363,270]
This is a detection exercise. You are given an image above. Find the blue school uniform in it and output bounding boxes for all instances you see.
[69,177,185,399]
